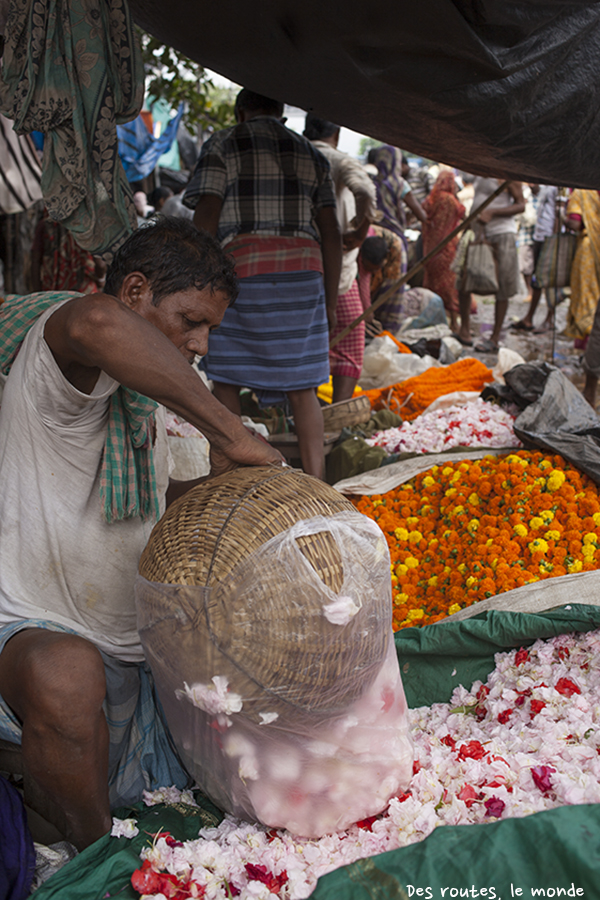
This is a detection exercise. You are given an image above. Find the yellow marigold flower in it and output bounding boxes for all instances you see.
[468,492,480,506]
[539,460,552,470]
[406,516,420,529]
[451,471,461,484]
[486,538,493,546]
[457,563,467,574]
[442,466,454,477]
[452,505,465,516]
[529,538,549,554]
[545,530,561,541]
[407,608,425,621]
[428,538,439,548]
[506,454,528,467]
[408,530,423,544]
[405,556,419,569]
[395,564,408,577]
[372,499,384,507]
[448,603,462,615]
[513,524,528,537]
[527,576,541,583]
[423,475,435,488]
[466,576,476,587]
[582,546,595,560]
[593,512,600,527]
[428,575,438,587]
[467,518,480,532]
[540,509,555,523]
[539,561,553,573]
[529,516,543,530]
[445,488,458,498]
[395,592,409,603]
[492,558,498,569]
[501,480,510,490]
[568,559,583,574]
[442,529,452,539]
[547,469,566,491]
[444,566,452,574]
[395,527,409,542]
[583,532,598,545]
[391,574,399,586]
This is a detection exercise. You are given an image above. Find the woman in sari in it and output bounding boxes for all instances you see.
[366,146,427,329]
[564,190,600,347]
[421,170,465,332]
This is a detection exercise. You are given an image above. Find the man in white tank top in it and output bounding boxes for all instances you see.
[455,178,525,352]
[0,217,281,848]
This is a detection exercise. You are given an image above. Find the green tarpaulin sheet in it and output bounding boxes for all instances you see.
[32,604,600,900]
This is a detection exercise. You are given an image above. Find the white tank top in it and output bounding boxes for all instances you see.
[0,302,169,661]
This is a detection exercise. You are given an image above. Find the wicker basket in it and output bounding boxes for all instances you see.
[137,466,391,723]
[322,394,372,431]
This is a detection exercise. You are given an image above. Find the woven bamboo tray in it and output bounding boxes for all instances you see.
[137,466,389,721]
[322,394,371,431]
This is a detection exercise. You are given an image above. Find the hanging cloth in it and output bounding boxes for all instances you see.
[0,0,144,260]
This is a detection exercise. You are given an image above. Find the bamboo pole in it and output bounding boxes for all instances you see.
[329,179,511,349]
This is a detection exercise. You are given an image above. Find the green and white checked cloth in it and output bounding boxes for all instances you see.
[0,291,160,523]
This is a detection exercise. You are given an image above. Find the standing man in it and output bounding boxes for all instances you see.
[183,89,342,479]
[0,218,282,849]
[303,113,379,403]
[455,178,525,353]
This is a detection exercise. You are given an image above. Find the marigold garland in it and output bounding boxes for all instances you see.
[352,451,600,631]
[362,358,493,421]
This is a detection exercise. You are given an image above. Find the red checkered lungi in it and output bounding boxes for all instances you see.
[329,281,364,379]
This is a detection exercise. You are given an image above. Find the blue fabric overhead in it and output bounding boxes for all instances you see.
[117,105,184,183]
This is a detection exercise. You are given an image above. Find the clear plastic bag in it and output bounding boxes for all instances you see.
[135,512,413,837]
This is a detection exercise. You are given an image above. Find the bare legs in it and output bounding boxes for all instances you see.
[0,630,111,850]
[457,290,472,343]
[332,375,357,405]
[213,382,325,479]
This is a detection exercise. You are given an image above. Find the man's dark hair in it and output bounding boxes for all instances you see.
[105,217,239,306]
[360,236,388,267]
[303,113,339,142]
[235,88,284,118]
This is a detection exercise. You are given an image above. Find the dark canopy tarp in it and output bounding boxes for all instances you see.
[129,0,600,189]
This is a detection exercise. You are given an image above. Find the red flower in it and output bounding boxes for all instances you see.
[484,797,505,818]
[530,699,546,719]
[413,760,422,775]
[531,765,555,793]
[440,734,456,750]
[498,709,512,724]
[395,790,411,803]
[458,740,487,760]
[356,814,379,831]
[457,784,479,808]
[515,648,529,666]
[557,646,570,661]
[131,861,162,896]
[555,677,581,697]
[245,864,288,893]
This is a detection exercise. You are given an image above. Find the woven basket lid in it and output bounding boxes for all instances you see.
[137,466,390,719]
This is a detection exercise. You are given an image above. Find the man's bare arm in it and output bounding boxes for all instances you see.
[44,295,282,473]
[193,195,223,237]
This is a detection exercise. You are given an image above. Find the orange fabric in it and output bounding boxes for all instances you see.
[362,358,493,420]
[421,171,465,313]
[380,330,411,353]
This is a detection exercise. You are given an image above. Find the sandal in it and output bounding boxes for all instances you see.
[510,320,534,332]
[451,333,474,347]
[474,338,500,353]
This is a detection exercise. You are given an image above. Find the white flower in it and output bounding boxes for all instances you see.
[110,817,139,838]
[323,594,360,625]
[178,675,243,715]
[259,712,279,725]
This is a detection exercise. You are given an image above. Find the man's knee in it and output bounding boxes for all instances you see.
[1,631,106,730]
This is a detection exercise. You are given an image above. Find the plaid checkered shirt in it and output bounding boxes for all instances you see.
[182,116,337,246]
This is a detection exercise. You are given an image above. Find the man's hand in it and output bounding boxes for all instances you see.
[209,429,283,477]
[478,208,494,225]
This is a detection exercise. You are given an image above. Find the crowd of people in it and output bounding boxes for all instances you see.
[2,86,600,861]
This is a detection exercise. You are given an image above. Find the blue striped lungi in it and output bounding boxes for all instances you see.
[0,620,190,808]
[200,270,330,406]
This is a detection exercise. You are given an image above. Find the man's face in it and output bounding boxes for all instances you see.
[137,286,230,362]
